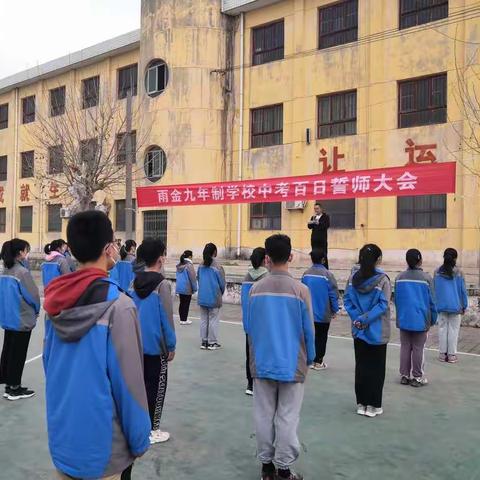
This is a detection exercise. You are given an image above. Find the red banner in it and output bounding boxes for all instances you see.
[136,162,456,208]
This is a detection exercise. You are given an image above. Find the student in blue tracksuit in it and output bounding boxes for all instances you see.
[0,238,40,401]
[176,250,197,325]
[197,243,225,350]
[344,244,391,419]
[43,211,150,480]
[395,249,437,387]
[434,248,468,364]
[301,249,339,370]
[110,239,137,290]
[246,234,314,480]
[241,247,268,396]
[132,239,176,445]
[41,239,71,287]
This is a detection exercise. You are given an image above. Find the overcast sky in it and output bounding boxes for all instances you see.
[0,0,140,79]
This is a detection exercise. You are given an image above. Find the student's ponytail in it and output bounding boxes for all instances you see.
[120,245,127,260]
[1,238,30,269]
[442,248,458,278]
[180,250,193,264]
[44,243,52,255]
[359,244,382,279]
[121,239,137,261]
[203,243,217,267]
[250,247,266,270]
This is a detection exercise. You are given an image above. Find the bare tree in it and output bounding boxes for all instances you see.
[27,85,150,214]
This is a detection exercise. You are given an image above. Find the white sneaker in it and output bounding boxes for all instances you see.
[150,430,170,444]
[356,404,366,416]
[180,320,192,325]
[245,388,253,396]
[365,406,383,418]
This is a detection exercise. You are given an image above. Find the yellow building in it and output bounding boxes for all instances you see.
[0,0,479,277]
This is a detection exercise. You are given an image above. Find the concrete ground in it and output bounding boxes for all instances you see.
[1,301,479,480]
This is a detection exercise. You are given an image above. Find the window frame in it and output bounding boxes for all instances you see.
[317,89,357,139]
[399,0,448,30]
[118,64,138,100]
[21,151,34,178]
[252,19,285,66]
[319,199,356,229]
[144,146,167,182]
[145,60,169,97]
[318,0,358,50]
[116,131,137,165]
[50,86,66,117]
[250,104,284,149]
[82,76,100,109]
[398,73,447,128]
[48,145,64,175]
[397,194,447,229]
[47,204,62,232]
[19,206,33,233]
[22,95,35,124]
[115,199,137,232]
[0,207,5,233]
[0,103,8,130]
[0,155,7,181]
[80,138,98,169]
[249,202,282,231]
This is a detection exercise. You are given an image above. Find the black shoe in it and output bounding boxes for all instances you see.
[278,469,303,480]
[5,387,35,401]
[200,341,208,350]
[261,463,276,480]
[400,376,410,385]
[207,343,222,350]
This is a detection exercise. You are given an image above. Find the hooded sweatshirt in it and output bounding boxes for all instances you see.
[434,266,468,314]
[41,251,70,287]
[131,271,176,356]
[344,269,391,345]
[43,268,151,479]
[176,259,198,296]
[0,261,40,331]
[197,259,226,308]
[241,267,268,333]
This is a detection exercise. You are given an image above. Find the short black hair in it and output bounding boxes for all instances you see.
[265,234,291,265]
[310,248,326,265]
[406,249,422,269]
[67,211,114,263]
[137,239,166,267]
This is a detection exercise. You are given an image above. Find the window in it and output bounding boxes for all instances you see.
[80,139,98,168]
[318,90,356,138]
[0,156,6,181]
[320,199,355,229]
[0,208,5,233]
[82,76,99,109]
[400,0,448,29]
[319,0,358,50]
[144,146,167,182]
[116,131,137,165]
[115,199,137,231]
[251,104,283,148]
[19,206,33,233]
[397,194,446,228]
[50,86,65,116]
[21,151,34,178]
[0,104,8,129]
[49,145,64,174]
[48,204,62,232]
[143,210,168,245]
[118,64,138,99]
[145,60,169,97]
[399,73,447,128]
[22,95,35,124]
[250,202,282,230]
[252,20,284,66]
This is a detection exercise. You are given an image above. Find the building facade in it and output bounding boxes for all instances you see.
[0,0,479,274]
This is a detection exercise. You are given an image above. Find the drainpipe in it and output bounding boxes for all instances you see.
[236,12,245,258]
[11,88,19,237]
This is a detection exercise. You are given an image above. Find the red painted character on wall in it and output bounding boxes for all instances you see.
[319,146,346,174]
[405,138,437,165]
[20,184,31,202]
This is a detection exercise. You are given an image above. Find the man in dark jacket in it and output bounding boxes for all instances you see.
[308,203,330,265]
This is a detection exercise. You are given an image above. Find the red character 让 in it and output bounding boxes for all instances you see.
[20,184,30,202]
[405,138,437,165]
[319,146,346,174]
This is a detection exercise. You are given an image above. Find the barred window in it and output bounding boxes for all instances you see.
[22,96,35,124]
[50,86,65,117]
[397,194,446,228]
[399,73,447,128]
[82,76,99,109]
[0,104,8,129]
[400,0,448,29]
[320,199,355,229]
[19,206,33,233]
[80,139,98,168]
[319,0,358,50]
[318,90,356,138]
[21,151,34,178]
[116,131,137,165]
[252,20,284,66]
[48,204,62,232]
[118,64,138,99]
[250,202,282,230]
[0,156,7,181]
[251,104,283,148]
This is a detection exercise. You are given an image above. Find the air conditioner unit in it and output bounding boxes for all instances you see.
[60,207,71,219]
[285,201,306,210]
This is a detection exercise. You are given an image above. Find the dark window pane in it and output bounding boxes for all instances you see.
[145,60,169,97]
[0,208,5,233]
[0,156,7,181]
[318,90,357,139]
[0,104,8,129]
[115,199,137,231]
[50,86,65,117]
[400,0,448,29]
[80,139,98,169]
[399,74,447,128]
[143,210,167,246]
[251,105,283,148]
[22,96,35,124]
[118,64,138,99]
[144,146,167,182]
[397,194,446,228]
[252,20,285,66]
[320,199,355,229]
[319,0,358,50]
[49,145,64,174]
[82,76,100,109]
[21,151,34,178]
[116,131,137,165]
[250,202,282,230]
[19,206,33,232]
[48,204,62,232]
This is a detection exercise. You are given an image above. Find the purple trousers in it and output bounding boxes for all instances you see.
[399,330,427,379]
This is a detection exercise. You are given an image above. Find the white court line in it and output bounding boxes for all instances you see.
[25,354,42,364]
[177,314,480,359]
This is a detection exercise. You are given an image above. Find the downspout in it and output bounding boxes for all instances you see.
[11,88,19,237]
[236,12,244,258]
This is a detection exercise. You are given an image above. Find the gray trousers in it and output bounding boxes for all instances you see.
[399,330,427,378]
[253,379,305,469]
[200,306,220,343]
[438,312,461,355]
